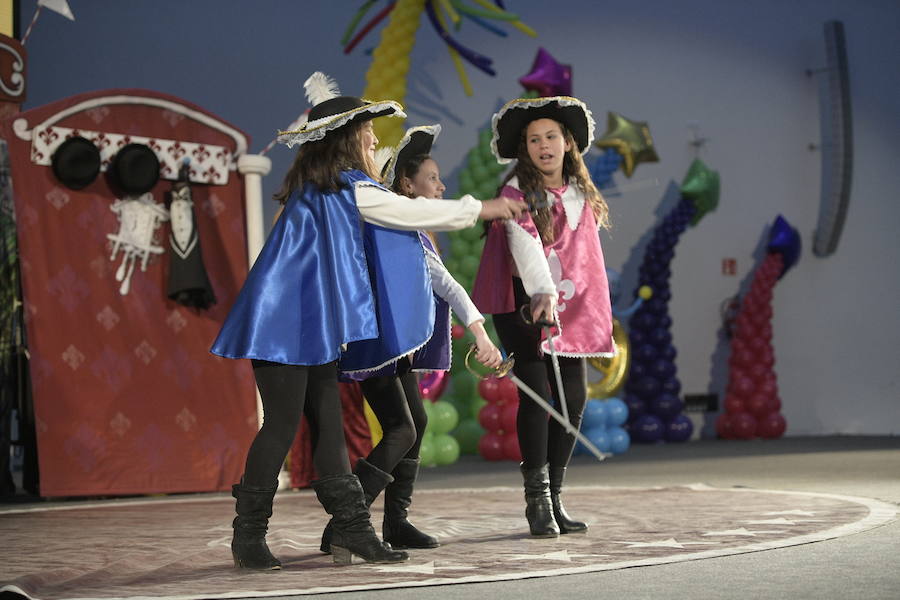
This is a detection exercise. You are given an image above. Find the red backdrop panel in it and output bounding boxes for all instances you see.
[2,89,257,497]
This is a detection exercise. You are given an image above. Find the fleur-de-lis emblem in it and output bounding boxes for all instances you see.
[547,249,575,312]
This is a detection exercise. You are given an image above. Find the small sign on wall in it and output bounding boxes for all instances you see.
[722,258,736,275]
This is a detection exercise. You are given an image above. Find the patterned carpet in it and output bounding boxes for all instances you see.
[1,484,896,599]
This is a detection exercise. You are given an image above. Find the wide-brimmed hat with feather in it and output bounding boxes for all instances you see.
[490,96,595,164]
[377,124,441,188]
[277,72,406,148]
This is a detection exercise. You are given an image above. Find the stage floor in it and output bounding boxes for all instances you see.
[2,436,899,600]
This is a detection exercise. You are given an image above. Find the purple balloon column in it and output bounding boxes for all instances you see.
[625,196,696,443]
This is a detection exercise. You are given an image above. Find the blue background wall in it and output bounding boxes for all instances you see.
[17,0,900,435]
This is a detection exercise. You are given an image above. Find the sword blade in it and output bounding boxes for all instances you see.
[507,374,608,462]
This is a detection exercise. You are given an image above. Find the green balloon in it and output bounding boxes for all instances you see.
[422,400,435,433]
[459,254,481,277]
[452,418,484,455]
[430,400,459,434]
[433,433,460,465]
[419,432,436,467]
[450,237,471,258]
[453,371,476,399]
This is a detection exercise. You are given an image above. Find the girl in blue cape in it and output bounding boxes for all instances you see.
[211,73,524,570]
[317,125,503,555]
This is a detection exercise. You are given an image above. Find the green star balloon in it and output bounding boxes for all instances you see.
[594,111,659,178]
[680,158,720,225]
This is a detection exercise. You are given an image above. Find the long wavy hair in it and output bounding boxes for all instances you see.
[273,119,379,204]
[502,119,610,243]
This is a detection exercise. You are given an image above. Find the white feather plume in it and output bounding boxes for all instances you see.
[304,72,341,107]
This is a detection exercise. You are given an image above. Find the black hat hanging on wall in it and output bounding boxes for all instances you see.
[110,143,161,195]
[51,136,101,190]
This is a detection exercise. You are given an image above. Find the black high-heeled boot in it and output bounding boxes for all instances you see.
[520,463,560,537]
[312,473,408,564]
[383,458,439,549]
[549,466,587,533]
[231,481,282,570]
[320,458,394,554]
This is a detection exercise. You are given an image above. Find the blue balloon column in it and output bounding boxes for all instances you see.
[575,397,630,455]
[625,160,719,443]
[587,148,623,190]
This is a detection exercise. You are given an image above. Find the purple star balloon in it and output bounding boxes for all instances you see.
[518,47,572,97]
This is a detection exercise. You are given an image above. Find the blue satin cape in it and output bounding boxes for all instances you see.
[210,170,378,365]
[339,207,435,376]
[409,232,451,372]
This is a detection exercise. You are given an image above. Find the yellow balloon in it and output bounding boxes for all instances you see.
[586,319,631,399]
[638,285,653,300]
[363,399,383,446]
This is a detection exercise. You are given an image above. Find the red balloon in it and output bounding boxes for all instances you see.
[733,375,755,398]
[500,400,519,434]
[730,347,755,369]
[478,403,502,432]
[478,375,502,403]
[748,336,769,354]
[730,338,749,355]
[749,362,770,380]
[478,431,506,461]
[767,395,782,413]
[746,393,772,418]
[730,412,758,439]
[715,413,734,439]
[724,394,745,415]
[759,376,777,397]
[502,432,522,462]
[758,347,775,367]
[499,376,520,404]
[418,371,449,400]
[451,324,466,339]
[757,412,786,439]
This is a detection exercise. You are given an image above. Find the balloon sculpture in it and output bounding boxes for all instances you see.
[574,397,631,456]
[624,159,720,443]
[717,215,800,440]
[586,111,658,192]
[476,374,522,461]
[344,0,537,146]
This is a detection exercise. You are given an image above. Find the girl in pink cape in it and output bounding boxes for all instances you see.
[471,96,614,537]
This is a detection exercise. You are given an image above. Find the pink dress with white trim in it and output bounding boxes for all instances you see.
[471,180,614,357]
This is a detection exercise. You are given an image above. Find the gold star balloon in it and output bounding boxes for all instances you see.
[680,158,720,225]
[594,111,659,178]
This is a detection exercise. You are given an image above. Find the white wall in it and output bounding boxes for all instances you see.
[19,0,899,434]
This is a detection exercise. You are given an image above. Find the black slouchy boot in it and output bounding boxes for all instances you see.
[320,458,394,554]
[549,466,587,533]
[520,463,560,537]
[383,458,439,549]
[312,473,408,564]
[231,481,282,570]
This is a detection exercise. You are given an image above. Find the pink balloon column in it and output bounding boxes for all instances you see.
[477,375,521,461]
[718,216,800,440]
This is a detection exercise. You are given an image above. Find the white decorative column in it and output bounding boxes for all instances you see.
[236,154,273,438]
[236,153,271,268]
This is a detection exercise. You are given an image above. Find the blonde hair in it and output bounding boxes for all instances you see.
[273,120,379,204]
[505,120,610,243]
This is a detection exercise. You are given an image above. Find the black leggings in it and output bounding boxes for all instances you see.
[359,358,428,473]
[493,280,588,470]
[242,360,351,488]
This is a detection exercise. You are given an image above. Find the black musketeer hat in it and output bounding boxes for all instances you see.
[277,72,406,148]
[490,96,596,164]
[378,124,441,188]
